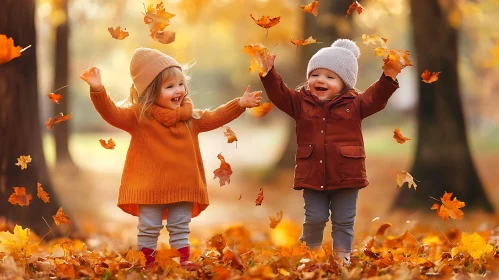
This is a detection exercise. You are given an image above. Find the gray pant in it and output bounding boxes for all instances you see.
[299,188,359,253]
[137,202,192,250]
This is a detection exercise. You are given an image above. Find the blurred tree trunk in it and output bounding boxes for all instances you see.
[53,0,77,170]
[275,0,354,169]
[0,0,65,235]
[392,0,493,211]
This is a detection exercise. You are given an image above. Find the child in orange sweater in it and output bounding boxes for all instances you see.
[79,48,261,270]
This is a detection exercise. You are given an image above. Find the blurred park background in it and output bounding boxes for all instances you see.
[1,0,499,251]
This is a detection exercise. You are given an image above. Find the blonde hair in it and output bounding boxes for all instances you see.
[123,66,199,120]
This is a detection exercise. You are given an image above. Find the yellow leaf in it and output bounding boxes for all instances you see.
[396,171,417,190]
[0,224,29,254]
[451,232,493,259]
[125,249,147,266]
[15,155,32,170]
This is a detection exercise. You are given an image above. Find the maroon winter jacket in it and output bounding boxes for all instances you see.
[260,67,399,191]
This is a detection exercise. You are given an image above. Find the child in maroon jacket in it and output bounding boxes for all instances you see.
[259,39,399,264]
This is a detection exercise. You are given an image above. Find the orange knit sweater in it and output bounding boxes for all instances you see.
[90,87,245,219]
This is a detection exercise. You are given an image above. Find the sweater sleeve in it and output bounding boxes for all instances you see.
[360,73,400,119]
[90,86,137,133]
[191,98,246,133]
[259,67,302,119]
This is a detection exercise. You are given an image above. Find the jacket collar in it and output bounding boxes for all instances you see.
[302,89,355,108]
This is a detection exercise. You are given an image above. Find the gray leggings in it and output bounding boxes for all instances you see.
[137,202,192,250]
[299,188,359,253]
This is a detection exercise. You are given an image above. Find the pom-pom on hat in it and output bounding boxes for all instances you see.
[129,47,182,96]
[306,39,360,89]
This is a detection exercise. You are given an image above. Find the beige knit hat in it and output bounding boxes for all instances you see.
[129,47,182,96]
[306,39,360,89]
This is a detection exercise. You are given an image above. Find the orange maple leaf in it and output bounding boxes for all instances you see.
[15,155,32,170]
[382,49,412,80]
[223,126,238,144]
[431,192,465,222]
[362,34,387,48]
[45,113,72,130]
[213,153,232,186]
[251,102,273,118]
[155,243,180,270]
[48,93,63,104]
[255,188,264,206]
[242,43,273,76]
[300,1,320,17]
[290,36,321,47]
[8,187,32,206]
[0,34,22,64]
[237,194,242,200]
[250,14,280,36]
[37,182,50,203]
[53,207,71,226]
[421,70,441,83]
[125,249,146,267]
[99,138,116,149]
[396,171,417,190]
[269,210,283,229]
[346,1,364,17]
[143,1,176,43]
[154,30,176,44]
[393,127,411,144]
[108,26,129,40]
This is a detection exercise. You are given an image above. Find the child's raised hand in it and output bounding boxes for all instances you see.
[79,66,103,91]
[238,85,263,108]
[261,53,277,77]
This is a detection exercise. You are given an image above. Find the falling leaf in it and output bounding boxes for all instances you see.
[255,188,264,206]
[53,207,71,226]
[45,112,72,130]
[154,30,176,44]
[362,34,387,48]
[0,34,22,64]
[207,233,226,253]
[374,47,389,57]
[48,93,63,104]
[251,102,273,118]
[382,49,412,80]
[108,26,129,40]
[290,36,320,47]
[0,225,29,254]
[8,187,32,206]
[223,126,238,144]
[396,171,417,190]
[375,223,392,236]
[300,1,319,17]
[213,153,232,186]
[393,127,411,144]
[15,155,32,170]
[451,232,493,260]
[431,192,465,222]
[346,1,364,17]
[421,70,441,83]
[242,43,273,76]
[249,14,280,30]
[143,1,176,43]
[269,210,283,229]
[237,194,242,200]
[125,249,147,266]
[384,230,409,249]
[99,138,116,149]
[37,182,50,203]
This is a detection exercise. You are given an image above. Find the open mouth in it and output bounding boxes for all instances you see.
[315,87,328,92]
[171,96,182,103]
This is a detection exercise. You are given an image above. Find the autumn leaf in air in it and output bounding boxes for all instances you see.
[53,207,71,226]
[8,187,32,206]
[45,112,72,130]
[255,188,264,206]
[393,127,411,144]
[48,93,63,104]
[300,1,319,17]
[237,194,242,200]
[251,102,273,118]
[0,225,29,254]
[346,1,364,17]
[143,1,176,44]
[207,233,226,253]
[431,192,465,222]
[213,153,232,186]
[375,223,392,236]
[269,210,283,229]
[154,30,176,44]
[396,171,417,190]
[451,232,493,260]
[37,182,50,203]
[108,26,129,40]
[223,126,238,144]
[15,155,32,170]
[362,34,387,48]
[382,49,412,80]
[0,34,22,64]
[290,36,320,47]
[243,43,273,76]
[99,138,116,149]
[250,14,280,37]
[421,70,441,83]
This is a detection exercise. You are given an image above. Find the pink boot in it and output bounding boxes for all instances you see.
[140,247,156,268]
[178,246,200,271]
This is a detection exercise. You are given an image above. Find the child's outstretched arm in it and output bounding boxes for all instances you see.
[192,85,261,133]
[259,54,301,119]
[359,72,400,119]
[80,66,137,132]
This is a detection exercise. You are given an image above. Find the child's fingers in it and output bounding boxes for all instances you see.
[245,85,251,93]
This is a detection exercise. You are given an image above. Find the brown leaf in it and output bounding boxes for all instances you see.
[269,210,283,229]
[37,182,50,203]
[393,127,411,144]
[223,126,238,143]
[213,153,232,186]
[299,1,319,17]
[53,207,71,226]
[99,138,116,149]
[249,14,281,30]
[8,187,32,206]
[396,171,417,190]
[237,194,242,200]
[421,70,441,83]
[45,113,72,130]
[48,93,63,104]
[375,223,392,236]
[255,188,264,206]
[108,26,129,40]
[207,233,226,253]
[345,1,364,17]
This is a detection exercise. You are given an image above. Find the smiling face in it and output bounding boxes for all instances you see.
[308,68,345,101]
[156,67,186,110]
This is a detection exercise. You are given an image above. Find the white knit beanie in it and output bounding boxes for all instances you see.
[306,39,360,89]
[129,47,182,96]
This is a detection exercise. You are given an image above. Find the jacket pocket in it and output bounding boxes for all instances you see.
[295,144,314,179]
[332,103,353,120]
[340,145,366,180]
